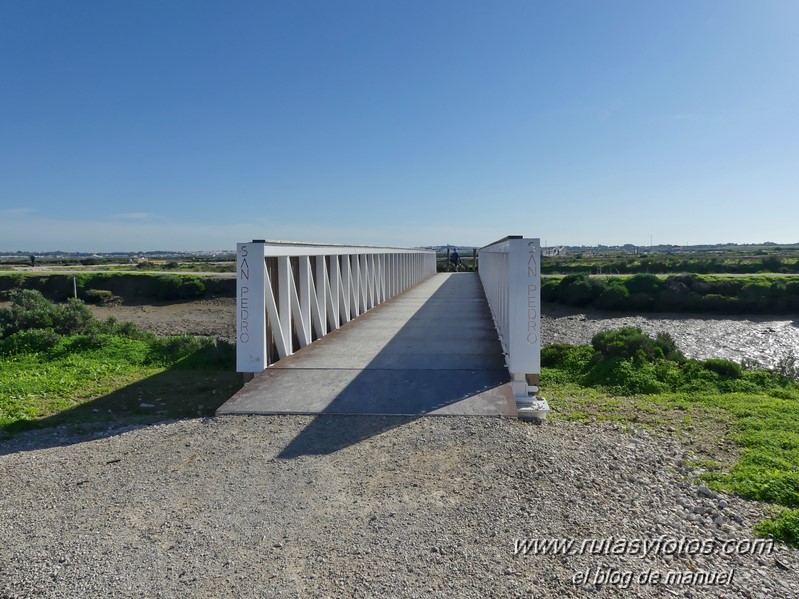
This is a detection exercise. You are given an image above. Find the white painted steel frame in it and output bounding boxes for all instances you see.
[236,241,436,373]
[478,236,549,418]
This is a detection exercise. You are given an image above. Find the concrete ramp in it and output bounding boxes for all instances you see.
[217,273,516,416]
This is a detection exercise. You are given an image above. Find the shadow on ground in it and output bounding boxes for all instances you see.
[0,368,242,457]
[274,414,418,459]
[272,274,510,460]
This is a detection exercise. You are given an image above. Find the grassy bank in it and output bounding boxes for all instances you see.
[0,291,240,436]
[542,273,799,314]
[542,327,799,547]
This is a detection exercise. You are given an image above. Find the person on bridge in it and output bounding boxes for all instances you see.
[450,249,461,272]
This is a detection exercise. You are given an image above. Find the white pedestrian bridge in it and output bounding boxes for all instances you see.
[218,237,549,420]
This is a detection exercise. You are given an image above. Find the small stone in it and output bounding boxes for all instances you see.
[697,485,716,499]
[139,403,155,409]
[718,499,728,509]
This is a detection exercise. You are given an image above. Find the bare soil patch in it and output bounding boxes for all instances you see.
[87,297,235,342]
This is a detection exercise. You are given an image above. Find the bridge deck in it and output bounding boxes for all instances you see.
[217,273,516,417]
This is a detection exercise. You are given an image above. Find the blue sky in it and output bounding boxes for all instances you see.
[1,0,797,251]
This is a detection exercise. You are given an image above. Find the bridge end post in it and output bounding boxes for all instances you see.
[236,241,267,376]
[508,238,550,422]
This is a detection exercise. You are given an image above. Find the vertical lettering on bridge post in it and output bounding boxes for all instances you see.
[508,237,547,418]
[236,241,267,373]
[525,238,541,377]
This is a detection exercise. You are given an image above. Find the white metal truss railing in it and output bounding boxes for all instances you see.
[478,236,550,420]
[236,240,437,373]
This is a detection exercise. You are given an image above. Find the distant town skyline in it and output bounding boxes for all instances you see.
[3,240,797,257]
[2,1,797,252]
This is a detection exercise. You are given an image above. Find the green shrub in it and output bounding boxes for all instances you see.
[154,275,183,300]
[111,319,152,340]
[153,275,206,301]
[83,289,114,304]
[541,343,595,373]
[541,279,560,302]
[543,273,799,315]
[0,289,55,335]
[754,509,799,547]
[179,277,206,299]
[591,327,681,364]
[0,329,60,354]
[624,273,662,295]
[54,299,94,335]
[582,356,668,394]
[0,290,95,338]
[595,284,629,310]
[557,274,600,306]
[774,353,799,382]
[703,358,743,379]
[0,290,150,348]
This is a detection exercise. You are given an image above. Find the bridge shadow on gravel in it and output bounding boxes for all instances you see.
[0,369,241,457]
[269,274,513,460]
[274,414,418,460]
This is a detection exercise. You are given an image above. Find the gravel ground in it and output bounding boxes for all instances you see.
[1,416,797,598]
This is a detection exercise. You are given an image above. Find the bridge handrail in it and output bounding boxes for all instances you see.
[236,240,436,373]
[478,236,547,418]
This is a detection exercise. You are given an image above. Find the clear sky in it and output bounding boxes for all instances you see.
[1,0,797,252]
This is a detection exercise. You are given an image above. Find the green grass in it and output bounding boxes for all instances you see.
[0,334,239,434]
[0,338,154,428]
[0,290,240,437]
[542,329,799,548]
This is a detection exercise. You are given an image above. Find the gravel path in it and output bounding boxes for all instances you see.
[1,416,797,598]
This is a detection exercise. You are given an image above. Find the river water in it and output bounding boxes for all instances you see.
[542,304,799,368]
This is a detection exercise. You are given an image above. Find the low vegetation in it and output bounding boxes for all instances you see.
[0,290,239,435]
[542,251,799,276]
[542,273,799,314]
[543,327,799,548]
[0,272,232,303]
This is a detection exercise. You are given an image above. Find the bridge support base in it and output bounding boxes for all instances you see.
[516,397,551,422]
[511,376,550,422]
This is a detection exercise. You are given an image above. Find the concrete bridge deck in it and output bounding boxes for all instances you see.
[217,273,517,416]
